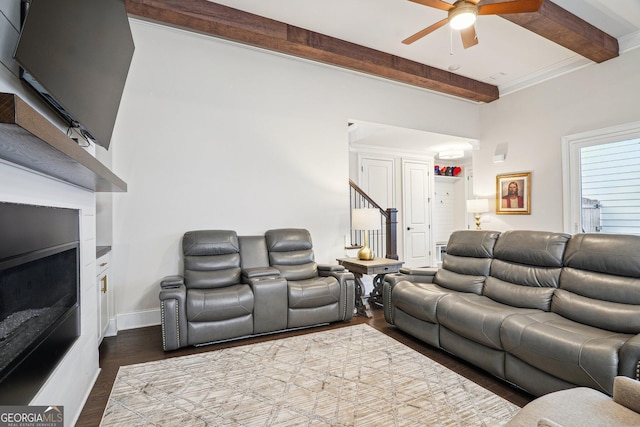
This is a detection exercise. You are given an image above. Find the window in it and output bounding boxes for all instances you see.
[563,121,640,235]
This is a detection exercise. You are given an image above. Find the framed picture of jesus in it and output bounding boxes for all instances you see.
[496,172,531,215]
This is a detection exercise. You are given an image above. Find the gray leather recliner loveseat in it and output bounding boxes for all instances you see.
[383,229,640,397]
[159,228,355,351]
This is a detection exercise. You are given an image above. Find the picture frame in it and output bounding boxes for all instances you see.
[496,172,531,215]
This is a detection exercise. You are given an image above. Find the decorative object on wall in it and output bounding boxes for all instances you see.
[434,165,462,176]
[466,198,490,230]
[493,143,508,163]
[496,172,531,214]
[352,208,380,260]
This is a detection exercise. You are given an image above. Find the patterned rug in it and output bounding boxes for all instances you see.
[100,324,519,426]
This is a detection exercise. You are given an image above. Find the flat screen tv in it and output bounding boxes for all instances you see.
[13,0,135,150]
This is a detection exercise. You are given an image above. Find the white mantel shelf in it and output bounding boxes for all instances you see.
[0,92,127,192]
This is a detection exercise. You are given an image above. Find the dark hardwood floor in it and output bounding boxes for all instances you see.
[76,304,533,426]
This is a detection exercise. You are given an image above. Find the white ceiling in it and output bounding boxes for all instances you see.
[209,0,640,157]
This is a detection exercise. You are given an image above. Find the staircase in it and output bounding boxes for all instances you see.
[349,179,398,260]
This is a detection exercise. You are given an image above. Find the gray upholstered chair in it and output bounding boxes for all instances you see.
[159,230,254,350]
[265,228,355,328]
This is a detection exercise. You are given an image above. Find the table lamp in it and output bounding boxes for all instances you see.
[352,208,380,260]
[466,199,489,230]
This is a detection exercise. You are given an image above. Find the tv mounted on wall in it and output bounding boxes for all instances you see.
[13,0,135,150]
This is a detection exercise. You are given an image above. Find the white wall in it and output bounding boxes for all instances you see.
[475,47,640,232]
[110,19,481,325]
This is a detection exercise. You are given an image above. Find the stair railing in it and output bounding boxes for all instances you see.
[349,179,398,260]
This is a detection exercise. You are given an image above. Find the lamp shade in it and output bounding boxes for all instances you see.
[352,208,380,230]
[466,199,489,214]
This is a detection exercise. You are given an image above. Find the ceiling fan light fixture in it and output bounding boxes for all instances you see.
[448,2,478,30]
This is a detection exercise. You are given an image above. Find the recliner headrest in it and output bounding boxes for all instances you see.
[182,230,239,256]
[446,230,500,258]
[494,230,570,267]
[265,228,312,252]
[564,233,640,277]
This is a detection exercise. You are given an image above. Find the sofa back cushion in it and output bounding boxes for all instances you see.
[434,230,500,294]
[555,233,640,332]
[238,235,270,269]
[182,230,242,289]
[484,230,570,310]
[265,228,318,281]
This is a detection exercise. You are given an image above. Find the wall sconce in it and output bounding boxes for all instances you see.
[466,199,489,230]
[493,143,508,163]
[352,208,380,260]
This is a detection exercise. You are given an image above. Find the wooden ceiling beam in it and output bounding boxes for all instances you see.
[125,0,499,103]
[501,0,619,63]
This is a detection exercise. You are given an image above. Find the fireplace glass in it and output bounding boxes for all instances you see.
[0,202,80,404]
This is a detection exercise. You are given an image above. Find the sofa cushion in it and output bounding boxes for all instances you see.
[551,289,640,334]
[183,230,239,256]
[564,233,640,278]
[484,276,555,311]
[560,267,640,305]
[501,311,631,393]
[446,230,500,258]
[505,385,640,427]
[392,281,452,324]
[493,230,570,268]
[288,276,340,309]
[186,284,254,322]
[434,264,488,294]
[437,293,540,350]
[184,254,242,289]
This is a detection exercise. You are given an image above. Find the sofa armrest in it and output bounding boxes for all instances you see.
[384,268,437,287]
[318,267,355,321]
[159,283,187,351]
[619,334,640,380]
[318,267,354,282]
[247,276,288,333]
[318,264,346,272]
[243,266,280,279]
[161,275,184,289]
[613,376,640,414]
[400,267,438,276]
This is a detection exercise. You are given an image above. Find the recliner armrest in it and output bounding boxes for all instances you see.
[243,266,280,279]
[400,267,438,276]
[385,267,438,287]
[161,275,184,289]
[318,264,346,272]
[318,268,354,283]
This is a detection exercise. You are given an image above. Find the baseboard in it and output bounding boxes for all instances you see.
[116,308,161,331]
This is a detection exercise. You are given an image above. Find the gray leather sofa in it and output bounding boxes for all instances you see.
[383,230,640,397]
[160,228,355,351]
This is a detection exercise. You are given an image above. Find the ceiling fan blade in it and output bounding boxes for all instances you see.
[478,0,543,15]
[408,0,454,12]
[402,18,449,44]
[460,25,479,49]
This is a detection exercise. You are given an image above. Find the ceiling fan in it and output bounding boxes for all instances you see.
[403,0,544,49]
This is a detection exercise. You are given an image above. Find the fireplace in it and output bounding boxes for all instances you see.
[0,202,80,404]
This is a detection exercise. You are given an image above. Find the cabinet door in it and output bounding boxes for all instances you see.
[97,272,108,343]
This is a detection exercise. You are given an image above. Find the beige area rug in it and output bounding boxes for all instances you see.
[100,324,519,426]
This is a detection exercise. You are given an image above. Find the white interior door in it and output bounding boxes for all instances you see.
[402,160,432,267]
[359,157,394,207]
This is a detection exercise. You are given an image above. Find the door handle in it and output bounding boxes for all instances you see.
[407,227,414,230]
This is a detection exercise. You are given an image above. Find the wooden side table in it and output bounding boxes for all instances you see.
[336,257,404,317]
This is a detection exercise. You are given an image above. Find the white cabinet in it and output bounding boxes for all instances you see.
[96,252,110,344]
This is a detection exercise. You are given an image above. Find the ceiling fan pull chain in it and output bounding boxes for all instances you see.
[450,27,453,55]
